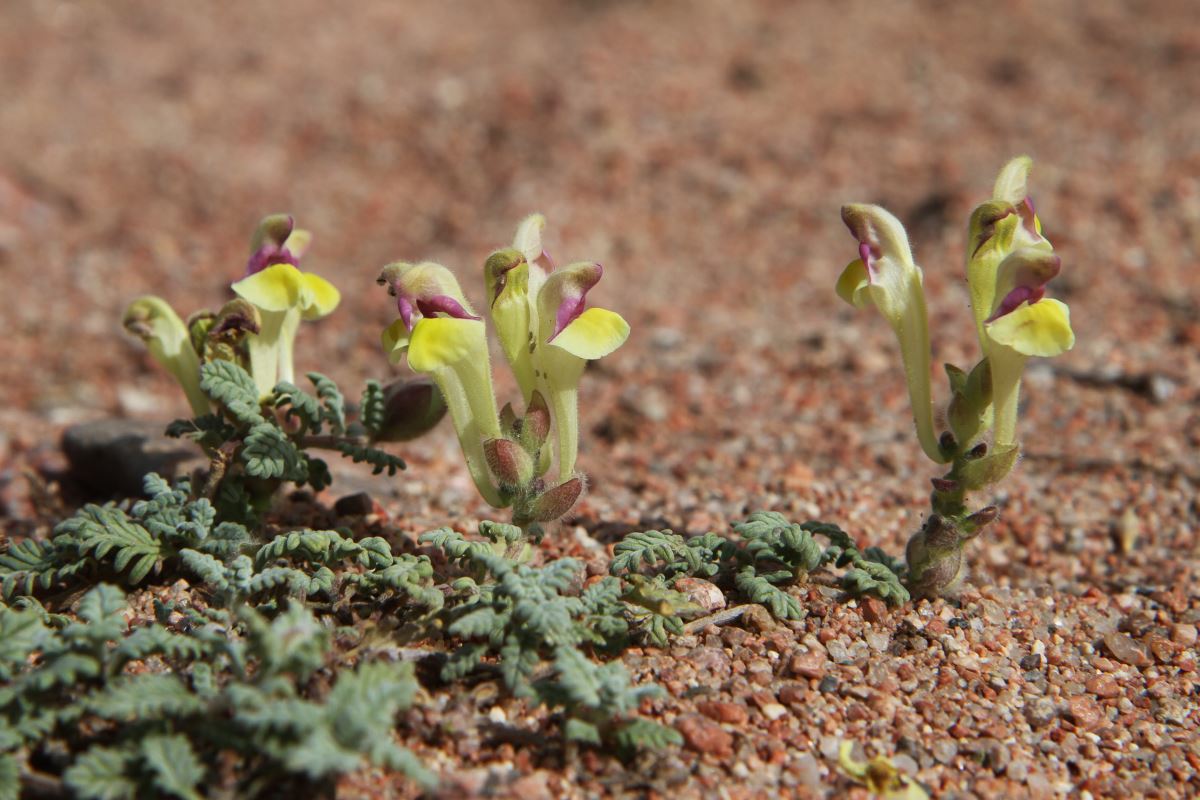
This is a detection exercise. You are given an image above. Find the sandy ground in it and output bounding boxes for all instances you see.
[2,0,1199,797]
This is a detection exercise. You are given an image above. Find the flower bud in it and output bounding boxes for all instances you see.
[521,390,551,449]
[499,402,519,437]
[484,437,535,488]
[529,476,584,522]
[373,378,448,442]
[963,505,999,535]
[930,477,959,493]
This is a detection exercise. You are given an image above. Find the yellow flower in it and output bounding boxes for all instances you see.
[982,247,1074,448]
[230,215,339,398]
[379,262,505,507]
[965,160,1074,449]
[836,204,946,464]
[486,215,630,481]
[122,296,209,416]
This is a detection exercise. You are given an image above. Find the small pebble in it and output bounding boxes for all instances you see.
[1104,632,1151,667]
[932,739,958,764]
[789,648,828,680]
[676,715,734,758]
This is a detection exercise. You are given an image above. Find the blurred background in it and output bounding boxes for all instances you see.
[2,0,1197,571]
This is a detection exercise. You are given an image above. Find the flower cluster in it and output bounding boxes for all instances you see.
[836,157,1074,597]
[378,214,629,529]
[124,215,341,408]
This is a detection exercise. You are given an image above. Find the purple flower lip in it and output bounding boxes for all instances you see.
[985,250,1061,322]
[245,245,299,277]
[858,242,880,280]
[986,285,1045,322]
[548,262,603,342]
[397,293,479,332]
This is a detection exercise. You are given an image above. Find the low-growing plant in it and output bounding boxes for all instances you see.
[421,528,682,753]
[0,584,433,800]
[835,156,1074,598]
[124,215,445,519]
[611,511,910,620]
[377,214,630,539]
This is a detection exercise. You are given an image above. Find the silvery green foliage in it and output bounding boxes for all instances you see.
[1,475,446,618]
[424,532,680,754]
[610,512,909,621]
[0,474,249,598]
[0,585,432,799]
[172,362,407,517]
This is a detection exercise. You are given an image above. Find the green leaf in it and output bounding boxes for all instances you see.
[564,717,602,744]
[610,530,686,576]
[0,538,60,598]
[241,422,308,481]
[440,642,488,682]
[77,584,127,629]
[199,360,263,425]
[735,567,804,620]
[273,382,324,433]
[64,746,137,800]
[359,379,385,438]
[140,734,204,800]
[0,752,18,800]
[307,372,346,434]
[613,718,683,752]
[333,442,406,476]
[87,674,205,721]
[552,648,603,708]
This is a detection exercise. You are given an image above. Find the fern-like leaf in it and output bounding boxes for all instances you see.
[734,567,804,620]
[241,423,308,481]
[334,442,405,476]
[199,360,263,425]
[140,734,204,800]
[359,379,385,439]
[273,382,324,434]
[63,746,137,800]
[307,372,346,434]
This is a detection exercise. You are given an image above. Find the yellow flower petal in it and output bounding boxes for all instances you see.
[835,258,871,308]
[232,263,303,311]
[298,272,340,320]
[381,319,412,365]
[548,307,630,360]
[986,299,1074,358]
[408,317,487,373]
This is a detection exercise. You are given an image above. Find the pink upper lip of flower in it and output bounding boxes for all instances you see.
[548,262,603,342]
[396,292,479,332]
[245,245,299,277]
[858,242,879,280]
[985,251,1062,323]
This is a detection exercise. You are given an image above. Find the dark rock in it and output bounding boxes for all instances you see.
[62,419,204,497]
[334,491,375,516]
